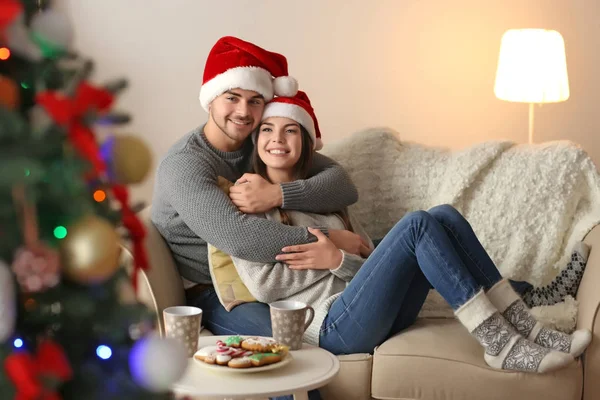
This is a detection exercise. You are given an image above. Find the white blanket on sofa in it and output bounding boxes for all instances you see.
[323,127,600,329]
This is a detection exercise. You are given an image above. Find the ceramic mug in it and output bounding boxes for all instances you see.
[269,300,314,350]
[163,306,202,357]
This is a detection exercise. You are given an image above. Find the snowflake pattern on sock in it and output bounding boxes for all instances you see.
[522,249,588,307]
[503,300,536,338]
[472,313,515,356]
[502,338,551,372]
[535,327,572,353]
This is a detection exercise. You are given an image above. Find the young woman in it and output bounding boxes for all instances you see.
[231,91,592,374]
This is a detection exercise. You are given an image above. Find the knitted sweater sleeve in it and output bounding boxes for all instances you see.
[231,256,332,304]
[280,152,358,212]
[160,151,318,262]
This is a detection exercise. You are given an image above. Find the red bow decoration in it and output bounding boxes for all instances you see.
[36,82,114,176]
[36,83,149,291]
[0,0,22,39]
[4,340,73,400]
[112,184,148,291]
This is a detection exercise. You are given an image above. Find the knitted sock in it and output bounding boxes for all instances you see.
[487,279,592,357]
[455,290,573,373]
[522,242,590,307]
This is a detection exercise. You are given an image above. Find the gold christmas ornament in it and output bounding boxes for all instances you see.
[110,135,153,184]
[0,75,19,110]
[59,215,121,284]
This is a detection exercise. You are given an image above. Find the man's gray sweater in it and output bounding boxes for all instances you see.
[151,125,358,284]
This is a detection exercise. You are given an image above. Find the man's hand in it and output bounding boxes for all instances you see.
[328,229,372,257]
[229,173,283,213]
[277,228,343,270]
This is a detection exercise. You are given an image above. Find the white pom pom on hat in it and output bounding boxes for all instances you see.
[273,76,298,97]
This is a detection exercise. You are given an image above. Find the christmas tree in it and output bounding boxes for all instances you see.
[0,1,188,398]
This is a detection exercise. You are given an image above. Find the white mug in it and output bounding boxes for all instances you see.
[269,300,314,350]
[163,306,202,357]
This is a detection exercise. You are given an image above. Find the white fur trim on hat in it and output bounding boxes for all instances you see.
[199,66,274,111]
[261,102,316,148]
[273,76,299,97]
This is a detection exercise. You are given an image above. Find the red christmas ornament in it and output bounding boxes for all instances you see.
[4,340,73,400]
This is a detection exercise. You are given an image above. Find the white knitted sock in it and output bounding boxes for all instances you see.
[455,290,574,373]
[487,279,591,358]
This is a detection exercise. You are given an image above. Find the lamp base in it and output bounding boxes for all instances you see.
[528,103,535,144]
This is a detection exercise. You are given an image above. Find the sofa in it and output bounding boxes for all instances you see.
[134,129,600,400]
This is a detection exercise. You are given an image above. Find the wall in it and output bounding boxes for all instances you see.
[58,0,600,202]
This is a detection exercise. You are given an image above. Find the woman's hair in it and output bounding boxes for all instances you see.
[251,122,352,230]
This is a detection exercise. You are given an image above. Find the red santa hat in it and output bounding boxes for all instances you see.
[199,36,298,111]
[261,91,323,150]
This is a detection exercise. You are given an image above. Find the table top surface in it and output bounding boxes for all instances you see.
[173,335,340,398]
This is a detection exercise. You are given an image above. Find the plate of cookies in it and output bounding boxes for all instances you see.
[193,335,293,373]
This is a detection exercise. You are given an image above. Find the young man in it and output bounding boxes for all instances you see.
[151,36,362,336]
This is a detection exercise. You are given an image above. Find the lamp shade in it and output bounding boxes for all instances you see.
[494,29,569,103]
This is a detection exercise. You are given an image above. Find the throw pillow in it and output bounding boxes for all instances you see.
[207,177,257,311]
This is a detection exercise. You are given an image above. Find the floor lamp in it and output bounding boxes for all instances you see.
[493,29,570,144]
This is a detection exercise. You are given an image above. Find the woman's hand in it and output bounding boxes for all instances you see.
[276,227,343,270]
[328,229,373,257]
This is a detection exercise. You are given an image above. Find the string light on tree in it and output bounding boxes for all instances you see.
[93,189,106,202]
[96,345,112,360]
[0,47,10,60]
[53,225,67,239]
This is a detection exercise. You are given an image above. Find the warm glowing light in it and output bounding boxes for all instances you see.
[93,190,107,202]
[0,47,10,60]
[494,29,569,103]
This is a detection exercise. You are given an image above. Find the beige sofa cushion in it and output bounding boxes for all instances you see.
[320,353,373,400]
[372,318,583,400]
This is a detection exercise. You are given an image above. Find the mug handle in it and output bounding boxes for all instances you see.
[303,306,315,332]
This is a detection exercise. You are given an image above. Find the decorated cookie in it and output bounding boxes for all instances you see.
[216,354,232,365]
[270,344,290,355]
[203,354,217,364]
[248,352,282,367]
[228,356,253,368]
[241,337,278,353]
[193,345,218,362]
[224,335,244,348]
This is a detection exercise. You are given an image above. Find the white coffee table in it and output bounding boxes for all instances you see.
[173,335,340,400]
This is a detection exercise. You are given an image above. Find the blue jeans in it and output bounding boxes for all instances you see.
[187,286,322,400]
[320,204,522,355]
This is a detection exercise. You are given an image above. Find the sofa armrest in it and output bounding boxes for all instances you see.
[134,207,186,335]
[579,224,600,400]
